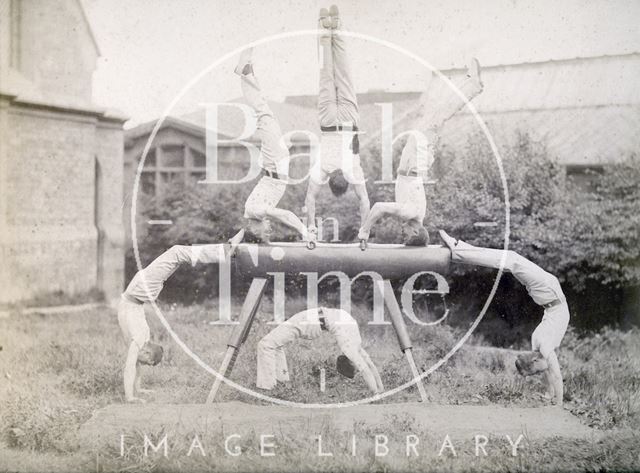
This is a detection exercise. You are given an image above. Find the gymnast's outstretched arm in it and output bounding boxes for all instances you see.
[357,202,405,240]
[305,179,323,233]
[545,350,564,407]
[123,342,143,403]
[352,181,371,229]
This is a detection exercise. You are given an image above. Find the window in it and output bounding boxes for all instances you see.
[191,148,206,168]
[160,172,182,186]
[132,142,210,198]
[189,172,206,183]
[142,148,156,168]
[140,171,156,196]
[162,145,185,167]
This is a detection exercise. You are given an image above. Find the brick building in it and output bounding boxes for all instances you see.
[122,100,317,243]
[0,0,126,305]
[123,100,318,198]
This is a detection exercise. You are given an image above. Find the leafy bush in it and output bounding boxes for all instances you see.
[365,132,640,286]
[128,182,250,301]
[365,133,640,330]
[130,134,639,330]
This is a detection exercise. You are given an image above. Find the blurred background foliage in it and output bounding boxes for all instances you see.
[127,133,640,340]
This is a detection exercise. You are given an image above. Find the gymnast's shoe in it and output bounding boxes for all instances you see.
[465,57,483,93]
[438,229,458,251]
[329,4,341,29]
[234,47,254,76]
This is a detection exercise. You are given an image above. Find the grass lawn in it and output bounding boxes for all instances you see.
[0,299,639,472]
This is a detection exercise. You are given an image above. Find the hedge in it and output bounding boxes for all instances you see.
[126,133,640,331]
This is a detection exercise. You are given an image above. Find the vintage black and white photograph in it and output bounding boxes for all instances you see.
[0,0,639,472]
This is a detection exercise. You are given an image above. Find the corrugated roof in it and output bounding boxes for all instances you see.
[373,53,640,165]
[126,53,640,165]
[437,106,640,165]
[443,53,640,113]
[178,99,320,141]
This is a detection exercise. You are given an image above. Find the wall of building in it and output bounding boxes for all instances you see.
[1,104,98,302]
[0,96,14,302]
[0,101,127,305]
[16,0,98,104]
[96,120,125,302]
[0,0,126,306]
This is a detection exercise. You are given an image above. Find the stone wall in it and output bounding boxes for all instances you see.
[0,101,124,305]
[0,0,126,306]
[96,119,125,303]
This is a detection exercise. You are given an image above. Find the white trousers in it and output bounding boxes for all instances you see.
[241,73,289,174]
[256,313,383,392]
[398,75,483,175]
[450,240,569,356]
[394,174,427,221]
[243,176,287,219]
[317,28,359,127]
[256,323,295,390]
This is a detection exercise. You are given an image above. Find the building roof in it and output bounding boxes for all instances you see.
[126,98,321,146]
[285,52,640,112]
[439,105,640,166]
[454,52,640,113]
[179,99,320,140]
[126,52,640,165]
[0,0,125,120]
[124,116,209,146]
[125,91,421,146]
[77,0,101,56]
[373,53,640,165]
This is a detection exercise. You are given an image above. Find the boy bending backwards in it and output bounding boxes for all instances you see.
[439,230,570,406]
[256,307,384,394]
[358,59,484,247]
[305,5,370,238]
[118,244,225,402]
[234,48,314,245]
